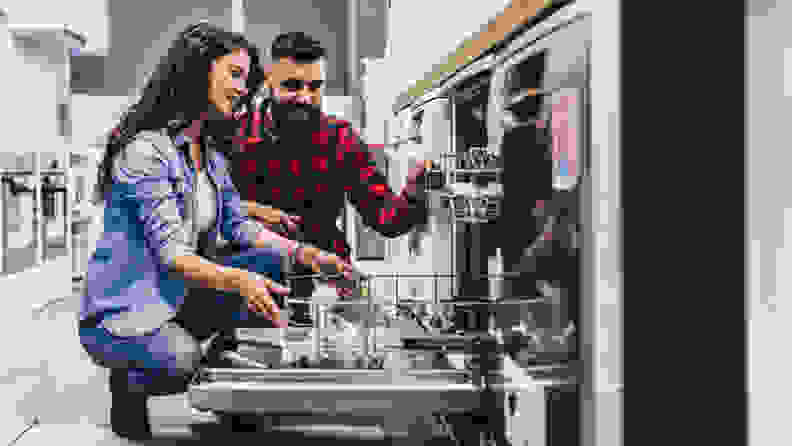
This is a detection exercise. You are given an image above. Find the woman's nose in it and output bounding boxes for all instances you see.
[233,84,248,97]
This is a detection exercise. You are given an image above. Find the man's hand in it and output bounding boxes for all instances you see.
[407,159,434,180]
[248,202,302,232]
[404,159,434,198]
[296,245,353,278]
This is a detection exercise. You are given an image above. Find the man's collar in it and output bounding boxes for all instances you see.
[261,98,274,131]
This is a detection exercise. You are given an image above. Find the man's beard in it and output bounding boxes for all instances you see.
[270,98,322,138]
[203,98,242,140]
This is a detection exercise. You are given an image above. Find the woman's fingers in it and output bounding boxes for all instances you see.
[259,292,280,321]
[250,295,268,314]
[267,281,291,296]
[248,286,278,320]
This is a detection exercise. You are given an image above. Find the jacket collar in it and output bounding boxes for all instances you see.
[168,124,219,173]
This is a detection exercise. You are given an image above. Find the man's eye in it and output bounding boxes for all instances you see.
[282,79,302,91]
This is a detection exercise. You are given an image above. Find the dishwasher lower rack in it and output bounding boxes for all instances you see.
[278,272,551,367]
[188,367,478,417]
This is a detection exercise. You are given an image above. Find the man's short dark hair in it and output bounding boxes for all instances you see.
[271,32,326,63]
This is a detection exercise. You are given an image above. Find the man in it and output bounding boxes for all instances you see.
[231,32,432,326]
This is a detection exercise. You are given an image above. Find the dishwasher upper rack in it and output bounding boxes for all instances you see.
[283,272,547,306]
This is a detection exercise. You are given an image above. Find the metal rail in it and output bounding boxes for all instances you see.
[282,270,553,367]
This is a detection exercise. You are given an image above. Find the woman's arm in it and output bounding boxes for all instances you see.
[114,135,251,293]
[171,254,248,292]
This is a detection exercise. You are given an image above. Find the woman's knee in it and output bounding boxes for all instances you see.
[159,322,202,377]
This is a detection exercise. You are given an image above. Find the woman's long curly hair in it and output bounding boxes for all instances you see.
[94,22,266,202]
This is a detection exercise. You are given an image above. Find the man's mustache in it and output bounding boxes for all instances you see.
[231,96,247,119]
[275,101,320,121]
[285,105,313,121]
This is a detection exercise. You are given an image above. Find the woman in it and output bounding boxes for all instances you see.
[78,22,350,440]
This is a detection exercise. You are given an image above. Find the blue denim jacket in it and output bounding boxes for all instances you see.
[79,128,263,336]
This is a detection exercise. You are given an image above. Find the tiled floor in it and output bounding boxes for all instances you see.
[12,422,457,445]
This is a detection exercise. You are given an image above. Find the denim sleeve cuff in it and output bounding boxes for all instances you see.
[239,219,264,247]
[162,238,197,267]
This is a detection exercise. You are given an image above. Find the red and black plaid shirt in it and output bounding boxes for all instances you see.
[231,100,427,264]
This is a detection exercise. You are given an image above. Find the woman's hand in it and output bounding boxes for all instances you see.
[238,273,291,327]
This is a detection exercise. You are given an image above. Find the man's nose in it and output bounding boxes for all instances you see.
[294,94,312,104]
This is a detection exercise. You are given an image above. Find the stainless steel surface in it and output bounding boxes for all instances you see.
[221,351,271,369]
[190,381,483,416]
[494,2,591,68]
[188,373,569,436]
[1,177,6,274]
[32,152,41,267]
[200,368,470,384]
[0,169,69,176]
[409,54,496,113]
[198,365,564,382]
[312,303,323,362]
[450,95,457,299]
[359,285,370,364]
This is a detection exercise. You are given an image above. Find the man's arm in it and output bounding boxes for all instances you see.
[241,200,301,234]
[338,124,429,239]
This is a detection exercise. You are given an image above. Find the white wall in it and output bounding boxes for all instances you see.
[2,0,108,53]
[71,94,133,149]
[1,35,59,154]
[387,0,510,85]
[747,1,792,444]
[382,0,510,109]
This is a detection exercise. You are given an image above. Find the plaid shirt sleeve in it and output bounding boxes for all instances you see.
[337,124,427,238]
